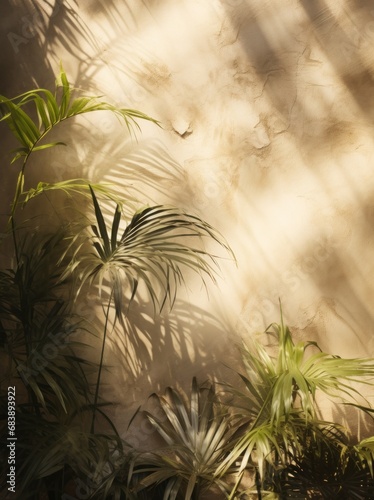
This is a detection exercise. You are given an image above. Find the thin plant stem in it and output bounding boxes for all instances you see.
[90,289,114,434]
[9,162,43,416]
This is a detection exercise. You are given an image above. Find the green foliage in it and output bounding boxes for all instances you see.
[67,187,232,320]
[1,406,123,498]
[0,65,158,164]
[2,65,374,500]
[217,310,374,485]
[275,426,374,499]
[0,67,232,498]
[240,312,374,424]
[0,65,158,217]
[123,316,374,499]
[0,232,89,410]
[133,378,239,499]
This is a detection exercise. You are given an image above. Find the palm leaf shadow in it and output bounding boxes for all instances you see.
[95,296,236,422]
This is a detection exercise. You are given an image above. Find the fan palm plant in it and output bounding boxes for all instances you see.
[0,67,232,497]
[132,377,239,499]
[217,307,374,498]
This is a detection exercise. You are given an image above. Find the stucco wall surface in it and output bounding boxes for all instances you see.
[2,0,374,432]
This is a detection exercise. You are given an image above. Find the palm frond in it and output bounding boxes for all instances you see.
[0,66,159,218]
[221,309,374,494]
[0,407,122,498]
[65,187,234,321]
[267,319,374,422]
[0,64,237,500]
[21,178,122,207]
[0,229,96,418]
[0,66,158,165]
[134,378,238,499]
[277,426,374,499]
[355,436,374,477]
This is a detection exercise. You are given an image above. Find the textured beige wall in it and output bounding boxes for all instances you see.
[2,0,374,434]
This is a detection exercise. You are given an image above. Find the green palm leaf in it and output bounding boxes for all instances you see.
[1,66,157,162]
[21,178,122,206]
[222,307,374,495]
[67,187,233,321]
[355,436,374,476]
[1,65,236,500]
[277,426,374,498]
[2,408,122,498]
[1,66,158,217]
[134,378,238,499]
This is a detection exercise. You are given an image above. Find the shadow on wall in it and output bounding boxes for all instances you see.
[5,0,374,420]
[15,121,196,233]
[0,0,99,230]
[1,0,81,94]
[300,0,374,118]
[330,397,374,441]
[0,0,193,223]
[0,70,236,433]
[0,0,154,96]
[1,1,235,432]
[80,294,240,435]
[221,0,374,147]
[215,1,374,359]
[237,237,374,360]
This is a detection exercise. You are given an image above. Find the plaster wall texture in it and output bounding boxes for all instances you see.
[2,0,374,431]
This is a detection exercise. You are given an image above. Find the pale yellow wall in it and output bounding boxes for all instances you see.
[2,0,374,434]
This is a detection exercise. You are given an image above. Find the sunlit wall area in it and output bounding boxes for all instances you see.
[2,0,374,424]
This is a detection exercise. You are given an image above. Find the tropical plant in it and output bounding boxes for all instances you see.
[0,67,232,498]
[4,63,373,500]
[273,425,374,499]
[0,229,104,498]
[79,188,229,433]
[132,377,239,500]
[217,308,374,498]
